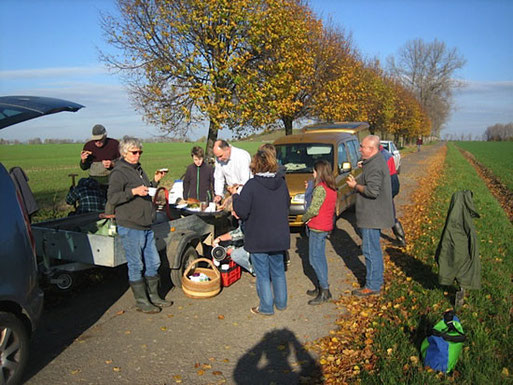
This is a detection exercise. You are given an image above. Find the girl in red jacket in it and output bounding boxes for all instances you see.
[302,160,337,305]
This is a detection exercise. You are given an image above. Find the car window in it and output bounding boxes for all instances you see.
[275,143,334,174]
[346,139,360,168]
[337,142,348,171]
[391,143,397,152]
[381,142,390,151]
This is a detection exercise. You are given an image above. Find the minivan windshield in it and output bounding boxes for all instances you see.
[275,143,334,174]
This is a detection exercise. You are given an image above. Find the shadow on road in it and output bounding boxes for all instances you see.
[23,266,129,383]
[233,328,322,385]
[293,230,317,288]
[385,246,439,290]
[329,211,366,287]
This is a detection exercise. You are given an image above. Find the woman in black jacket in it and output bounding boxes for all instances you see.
[232,149,290,316]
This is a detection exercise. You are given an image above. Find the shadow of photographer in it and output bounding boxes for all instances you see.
[234,328,322,385]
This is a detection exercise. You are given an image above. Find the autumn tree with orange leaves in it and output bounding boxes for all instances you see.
[101,0,435,151]
[101,0,309,156]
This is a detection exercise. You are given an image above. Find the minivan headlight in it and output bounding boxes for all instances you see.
[291,193,305,204]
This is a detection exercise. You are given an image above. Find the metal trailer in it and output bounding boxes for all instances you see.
[32,210,230,291]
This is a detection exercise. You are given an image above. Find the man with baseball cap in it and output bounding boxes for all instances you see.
[80,124,120,186]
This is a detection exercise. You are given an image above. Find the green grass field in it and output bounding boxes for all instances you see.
[0,141,263,221]
[454,141,513,191]
[362,143,513,384]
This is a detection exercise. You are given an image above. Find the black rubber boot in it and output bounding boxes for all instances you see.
[306,285,319,297]
[308,288,332,305]
[392,221,406,246]
[145,276,173,308]
[129,280,161,313]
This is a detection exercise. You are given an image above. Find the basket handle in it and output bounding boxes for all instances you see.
[183,258,221,279]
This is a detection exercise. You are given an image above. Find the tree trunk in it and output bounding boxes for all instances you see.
[282,116,293,135]
[205,120,219,165]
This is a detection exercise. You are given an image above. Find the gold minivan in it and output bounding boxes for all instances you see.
[273,122,369,226]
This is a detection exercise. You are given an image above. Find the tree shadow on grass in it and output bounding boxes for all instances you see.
[233,328,322,385]
[385,246,439,290]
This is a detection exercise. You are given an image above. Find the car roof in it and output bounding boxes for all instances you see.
[0,96,84,129]
[274,130,355,145]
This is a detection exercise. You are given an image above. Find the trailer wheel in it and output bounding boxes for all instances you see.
[54,272,74,291]
[170,246,198,288]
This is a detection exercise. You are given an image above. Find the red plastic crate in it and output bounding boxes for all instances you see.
[219,259,241,287]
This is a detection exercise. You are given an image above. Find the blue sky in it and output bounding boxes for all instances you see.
[1,0,512,142]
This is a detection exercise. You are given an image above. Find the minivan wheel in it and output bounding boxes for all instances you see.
[0,311,30,385]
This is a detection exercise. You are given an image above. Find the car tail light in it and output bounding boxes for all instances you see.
[15,189,36,258]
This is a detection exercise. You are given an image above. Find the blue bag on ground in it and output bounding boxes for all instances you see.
[420,310,466,373]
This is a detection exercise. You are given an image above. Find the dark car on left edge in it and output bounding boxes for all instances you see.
[0,96,83,384]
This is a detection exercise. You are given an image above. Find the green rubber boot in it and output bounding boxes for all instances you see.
[145,276,173,308]
[129,280,161,313]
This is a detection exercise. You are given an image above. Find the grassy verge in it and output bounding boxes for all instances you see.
[363,142,513,384]
[312,143,512,384]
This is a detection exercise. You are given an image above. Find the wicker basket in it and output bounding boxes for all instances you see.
[182,258,221,299]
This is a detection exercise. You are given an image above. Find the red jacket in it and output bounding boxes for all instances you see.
[308,183,337,232]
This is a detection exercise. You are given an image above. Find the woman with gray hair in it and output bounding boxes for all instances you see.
[107,136,171,313]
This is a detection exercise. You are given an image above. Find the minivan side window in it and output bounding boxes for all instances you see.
[346,139,360,168]
[337,142,348,172]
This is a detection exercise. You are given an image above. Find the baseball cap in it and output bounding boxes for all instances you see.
[91,124,107,140]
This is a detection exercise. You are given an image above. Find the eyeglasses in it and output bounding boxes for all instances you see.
[129,150,143,155]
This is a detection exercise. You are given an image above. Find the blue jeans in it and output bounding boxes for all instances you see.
[308,230,329,289]
[360,228,384,291]
[117,225,161,282]
[250,252,288,314]
[230,247,253,275]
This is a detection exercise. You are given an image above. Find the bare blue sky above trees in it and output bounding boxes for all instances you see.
[0,0,511,142]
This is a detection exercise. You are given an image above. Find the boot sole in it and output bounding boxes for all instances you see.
[136,307,161,314]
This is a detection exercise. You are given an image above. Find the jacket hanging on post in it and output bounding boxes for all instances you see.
[435,190,481,290]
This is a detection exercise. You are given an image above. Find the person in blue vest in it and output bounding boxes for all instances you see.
[301,160,337,305]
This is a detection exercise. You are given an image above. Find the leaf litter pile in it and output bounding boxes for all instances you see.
[304,146,448,384]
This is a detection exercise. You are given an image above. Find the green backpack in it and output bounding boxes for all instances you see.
[421,310,466,373]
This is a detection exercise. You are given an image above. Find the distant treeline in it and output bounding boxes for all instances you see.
[0,137,194,145]
[483,123,513,141]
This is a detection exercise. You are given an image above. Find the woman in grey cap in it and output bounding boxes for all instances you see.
[107,136,171,313]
